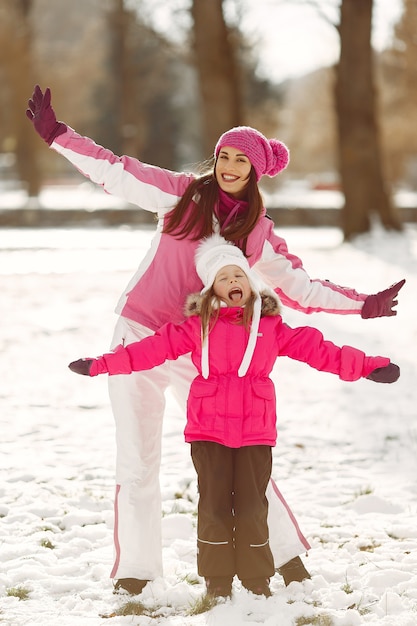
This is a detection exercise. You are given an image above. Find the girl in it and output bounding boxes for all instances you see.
[26,85,404,593]
[69,235,399,599]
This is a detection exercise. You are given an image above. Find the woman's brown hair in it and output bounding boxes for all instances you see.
[199,286,256,341]
[163,159,264,254]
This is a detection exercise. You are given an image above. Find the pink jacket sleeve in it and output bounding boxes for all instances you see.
[276,321,390,381]
[89,320,199,376]
[51,128,194,213]
[89,344,133,376]
[254,220,367,315]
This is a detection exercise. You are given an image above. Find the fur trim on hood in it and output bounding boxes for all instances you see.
[184,289,281,318]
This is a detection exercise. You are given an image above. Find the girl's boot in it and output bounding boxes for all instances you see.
[277,556,311,586]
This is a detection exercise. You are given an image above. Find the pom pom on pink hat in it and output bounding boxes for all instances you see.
[214,126,289,181]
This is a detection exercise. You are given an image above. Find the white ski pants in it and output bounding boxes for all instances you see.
[108,316,310,580]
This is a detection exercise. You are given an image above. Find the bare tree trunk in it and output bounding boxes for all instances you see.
[105,0,134,155]
[191,0,243,156]
[10,0,42,198]
[335,0,402,240]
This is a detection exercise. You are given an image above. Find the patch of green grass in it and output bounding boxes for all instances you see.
[354,485,373,497]
[6,586,31,601]
[341,581,353,594]
[295,614,334,626]
[187,593,218,615]
[114,600,148,616]
[181,573,201,586]
[387,531,400,540]
[40,538,55,549]
[174,480,195,503]
[359,542,380,552]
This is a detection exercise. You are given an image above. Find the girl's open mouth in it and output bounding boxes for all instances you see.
[228,287,242,302]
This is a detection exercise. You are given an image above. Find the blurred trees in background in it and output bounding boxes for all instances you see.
[190,0,284,158]
[379,0,417,187]
[0,0,416,238]
[283,0,416,195]
[335,0,402,238]
[0,0,197,186]
[278,0,415,238]
[0,0,41,196]
[93,0,185,170]
[191,0,243,155]
[0,0,282,183]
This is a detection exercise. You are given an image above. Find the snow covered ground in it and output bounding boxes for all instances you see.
[1,181,417,211]
[1,221,417,625]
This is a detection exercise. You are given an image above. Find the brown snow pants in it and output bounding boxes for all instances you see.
[190,441,275,580]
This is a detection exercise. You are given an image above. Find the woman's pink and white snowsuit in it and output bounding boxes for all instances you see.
[51,128,368,580]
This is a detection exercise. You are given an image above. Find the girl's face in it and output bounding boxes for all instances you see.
[213,264,252,307]
[215,146,252,198]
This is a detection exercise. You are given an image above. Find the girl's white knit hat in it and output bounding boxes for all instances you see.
[195,233,262,295]
[195,234,263,378]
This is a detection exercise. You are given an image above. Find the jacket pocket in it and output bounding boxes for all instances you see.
[243,379,276,441]
[250,379,275,416]
[190,378,218,399]
[187,379,219,435]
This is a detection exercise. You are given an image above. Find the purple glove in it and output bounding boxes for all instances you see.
[26,85,67,145]
[366,363,400,383]
[68,359,93,376]
[361,279,406,319]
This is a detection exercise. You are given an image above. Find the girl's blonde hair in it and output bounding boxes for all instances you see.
[199,286,256,341]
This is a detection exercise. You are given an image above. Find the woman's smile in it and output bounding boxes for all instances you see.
[215,146,252,198]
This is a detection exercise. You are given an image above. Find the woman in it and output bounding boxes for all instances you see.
[26,85,405,594]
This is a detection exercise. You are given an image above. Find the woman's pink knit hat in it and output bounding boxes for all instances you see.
[214,126,289,181]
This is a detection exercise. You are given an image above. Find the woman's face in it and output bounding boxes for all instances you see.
[213,264,252,307]
[215,146,252,198]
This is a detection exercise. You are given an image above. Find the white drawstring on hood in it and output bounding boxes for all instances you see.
[195,234,265,379]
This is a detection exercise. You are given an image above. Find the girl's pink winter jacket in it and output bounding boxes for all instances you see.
[88,293,390,449]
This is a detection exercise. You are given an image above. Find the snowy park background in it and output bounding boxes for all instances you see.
[1,207,417,625]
